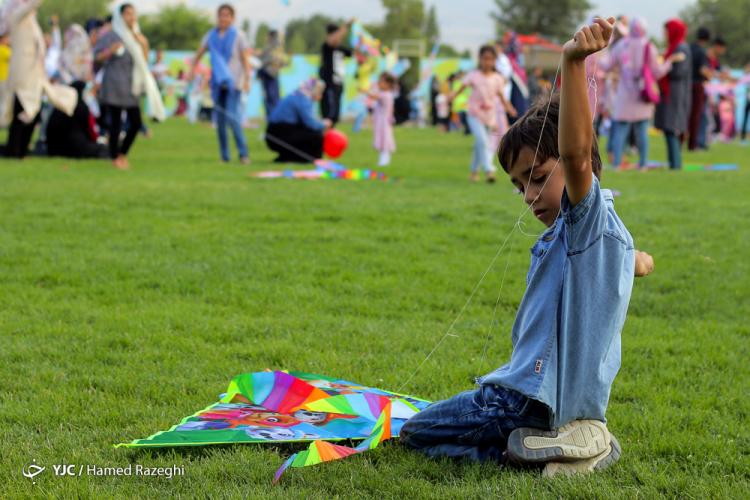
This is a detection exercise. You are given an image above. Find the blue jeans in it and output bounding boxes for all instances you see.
[214,86,248,162]
[259,71,280,117]
[466,114,496,174]
[664,131,682,169]
[611,119,648,167]
[400,384,550,463]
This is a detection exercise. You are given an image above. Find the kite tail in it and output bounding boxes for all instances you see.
[273,402,392,483]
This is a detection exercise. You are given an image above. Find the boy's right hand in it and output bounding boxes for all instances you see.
[562,17,615,62]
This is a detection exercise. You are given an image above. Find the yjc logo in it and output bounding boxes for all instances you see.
[22,459,46,485]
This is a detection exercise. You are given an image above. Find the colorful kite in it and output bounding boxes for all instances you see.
[250,160,389,181]
[117,371,429,482]
[350,21,381,57]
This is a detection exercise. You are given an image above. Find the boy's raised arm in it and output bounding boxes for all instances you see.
[559,17,615,206]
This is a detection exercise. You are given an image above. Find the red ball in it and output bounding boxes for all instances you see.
[323,129,348,159]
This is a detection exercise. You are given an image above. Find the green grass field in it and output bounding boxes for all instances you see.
[1,120,749,498]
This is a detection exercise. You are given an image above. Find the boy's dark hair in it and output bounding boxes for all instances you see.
[479,45,497,58]
[497,93,603,179]
[217,3,235,16]
[713,36,727,47]
[380,72,397,86]
[326,24,339,35]
[119,3,133,14]
[696,27,711,42]
[104,15,113,24]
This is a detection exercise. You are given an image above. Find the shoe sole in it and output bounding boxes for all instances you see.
[507,420,610,463]
[542,434,622,477]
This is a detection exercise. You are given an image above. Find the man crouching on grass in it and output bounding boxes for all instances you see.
[401,17,654,476]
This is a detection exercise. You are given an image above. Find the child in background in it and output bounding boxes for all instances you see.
[435,82,451,131]
[371,72,397,166]
[449,71,470,135]
[717,91,735,142]
[452,45,516,183]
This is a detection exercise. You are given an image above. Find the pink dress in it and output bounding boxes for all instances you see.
[373,90,395,153]
[463,70,505,127]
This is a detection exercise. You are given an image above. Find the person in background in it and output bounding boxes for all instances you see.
[654,19,692,170]
[706,37,727,142]
[449,71,470,135]
[740,64,750,143]
[600,17,682,169]
[46,81,108,158]
[352,51,376,132]
[435,81,450,132]
[687,27,712,150]
[189,3,250,164]
[319,21,352,127]
[1,0,75,159]
[0,32,11,128]
[266,78,331,163]
[151,49,168,89]
[59,24,93,85]
[502,32,530,124]
[43,14,61,81]
[451,45,517,183]
[370,72,397,166]
[94,3,152,169]
[258,29,287,117]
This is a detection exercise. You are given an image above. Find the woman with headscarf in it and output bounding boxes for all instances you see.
[265,78,331,163]
[45,81,108,158]
[0,0,75,158]
[94,3,164,169]
[654,19,692,170]
[60,24,93,85]
[600,17,684,168]
[502,31,529,125]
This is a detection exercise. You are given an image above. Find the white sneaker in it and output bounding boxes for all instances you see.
[507,419,610,463]
[542,434,622,477]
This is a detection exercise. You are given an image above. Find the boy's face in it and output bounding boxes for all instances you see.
[217,9,234,30]
[507,147,565,227]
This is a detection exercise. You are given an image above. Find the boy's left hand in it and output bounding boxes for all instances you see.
[634,250,655,277]
[563,17,615,62]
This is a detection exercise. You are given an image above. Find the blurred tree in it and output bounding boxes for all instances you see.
[255,22,271,48]
[287,31,307,54]
[681,0,750,66]
[491,0,591,42]
[37,0,108,30]
[241,18,252,44]
[284,15,344,54]
[369,0,425,46]
[139,5,213,50]
[423,4,440,45]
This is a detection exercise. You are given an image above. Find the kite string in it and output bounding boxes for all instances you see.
[475,55,602,376]
[397,57,565,393]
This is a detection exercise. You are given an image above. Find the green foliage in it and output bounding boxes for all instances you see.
[139,5,213,51]
[284,15,344,54]
[254,22,272,49]
[491,0,592,42]
[681,0,750,66]
[424,4,440,45]
[37,0,108,30]
[370,0,426,47]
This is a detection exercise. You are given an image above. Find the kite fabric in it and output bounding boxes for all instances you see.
[642,161,739,171]
[250,159,389,181]
[117,370,429,482]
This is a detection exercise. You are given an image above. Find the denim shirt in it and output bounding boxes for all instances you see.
[481,175,635,427]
